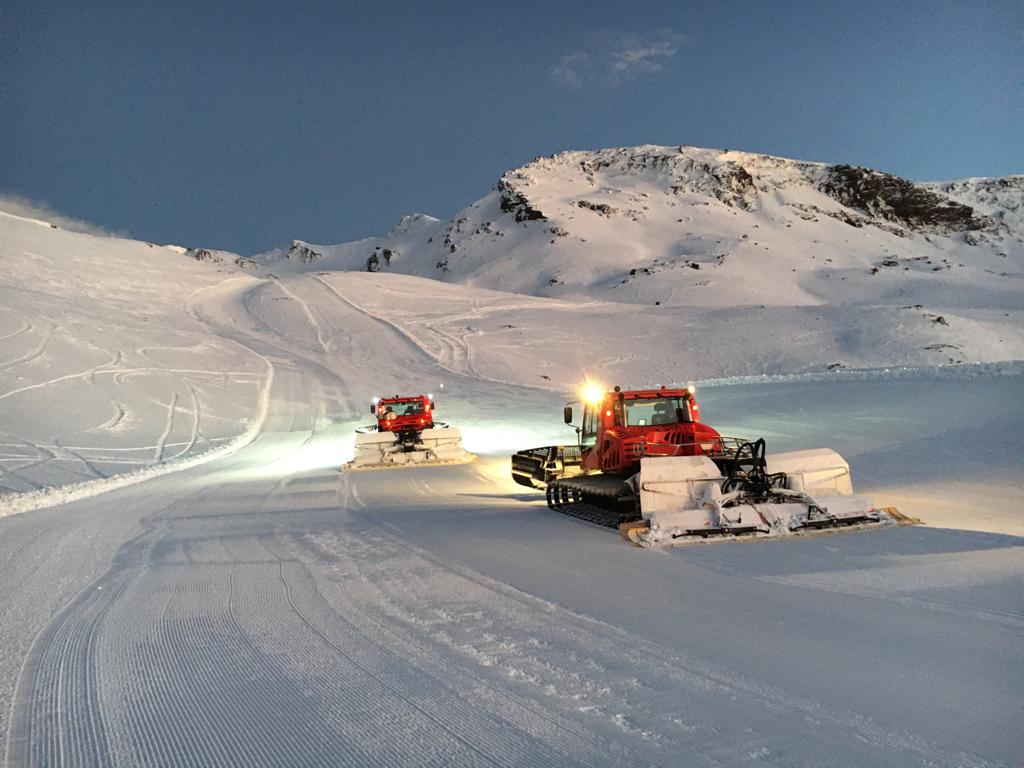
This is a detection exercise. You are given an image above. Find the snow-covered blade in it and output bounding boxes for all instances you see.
[345,425,474,471]
[632,448,901,546]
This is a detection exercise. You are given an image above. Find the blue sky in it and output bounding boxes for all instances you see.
[2,0,1020,254]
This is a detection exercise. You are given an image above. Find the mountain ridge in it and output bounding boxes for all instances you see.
[248,145,1021,314]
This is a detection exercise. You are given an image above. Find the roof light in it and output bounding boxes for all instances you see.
[581,381,605,406]
[372,396,380,404]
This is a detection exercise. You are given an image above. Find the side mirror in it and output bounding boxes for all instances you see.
[563,406,573,424]
[370,404,376,414]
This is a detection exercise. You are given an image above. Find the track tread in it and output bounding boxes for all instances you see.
[546,475,637,529]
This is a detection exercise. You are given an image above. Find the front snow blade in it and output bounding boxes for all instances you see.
[511,445,583,490]
[343,425,474,471]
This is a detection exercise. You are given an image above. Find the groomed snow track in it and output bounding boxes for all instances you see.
[1,273,1022,768]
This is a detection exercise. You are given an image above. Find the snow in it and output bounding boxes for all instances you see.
[1,146,1022,766]
[0,212,268,495]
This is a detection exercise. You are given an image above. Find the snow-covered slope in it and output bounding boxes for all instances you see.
[256,145,1023,311]
[0,210,268,497]
[926,175,1024,233]
[250,146,1022,380]
[3,145,1023,500]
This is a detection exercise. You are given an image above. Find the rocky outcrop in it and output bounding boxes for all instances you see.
[926,176,1023,237]
[820,165,987,233]
[669,157,758,210]
[367,246,396,272]
[185,247,218,262]
[496,177,546,222]
[285,242,322,263]
[574,146,759,210]
[576,200,617,216]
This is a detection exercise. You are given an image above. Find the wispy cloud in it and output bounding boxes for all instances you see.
[0,193,126,237]
[553,30,684,89]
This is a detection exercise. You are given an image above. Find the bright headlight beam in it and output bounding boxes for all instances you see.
[581,381,605,405]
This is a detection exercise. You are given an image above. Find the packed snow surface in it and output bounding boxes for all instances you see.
[1,146,1023,767]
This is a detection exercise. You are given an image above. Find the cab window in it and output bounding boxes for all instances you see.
[581,406,598,448]
[624,397,690,426]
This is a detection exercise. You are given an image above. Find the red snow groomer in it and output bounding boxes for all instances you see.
[513,382,913,546]
[345,394,471,470]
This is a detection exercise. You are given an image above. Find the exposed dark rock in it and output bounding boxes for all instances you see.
[367,246,396,272]
[577,200,617,216]
[496,177,546,222]
[286,242,322,263]
[666,160,758,210]
[711,162,756,209]
[186,247,217,262]
[789,202,906,234]
[820,165,986,232]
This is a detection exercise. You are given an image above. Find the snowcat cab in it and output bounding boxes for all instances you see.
[374,395,435,440]
[512,382,914,545]
[344,393,473,470]
[513,385,717,495]
[567,384,723,472]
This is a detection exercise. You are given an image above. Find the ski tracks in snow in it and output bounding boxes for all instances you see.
[0,323,54,372]
[0,278,276,517]
[311,275,486,383]
[274,280,332,355]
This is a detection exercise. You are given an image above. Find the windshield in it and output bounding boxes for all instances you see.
[623,397,690,427]
[384,400,425,415]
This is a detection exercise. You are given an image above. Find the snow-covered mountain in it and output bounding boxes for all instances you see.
[2,145,1022,506]
[254,145,1023,310]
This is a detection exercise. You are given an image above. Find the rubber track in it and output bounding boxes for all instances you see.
[546,475,637,528]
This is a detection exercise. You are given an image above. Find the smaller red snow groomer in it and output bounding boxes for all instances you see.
[345,394,472,470]
[513,383,914,546]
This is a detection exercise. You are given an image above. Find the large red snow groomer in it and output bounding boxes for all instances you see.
[513,382,912,545]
